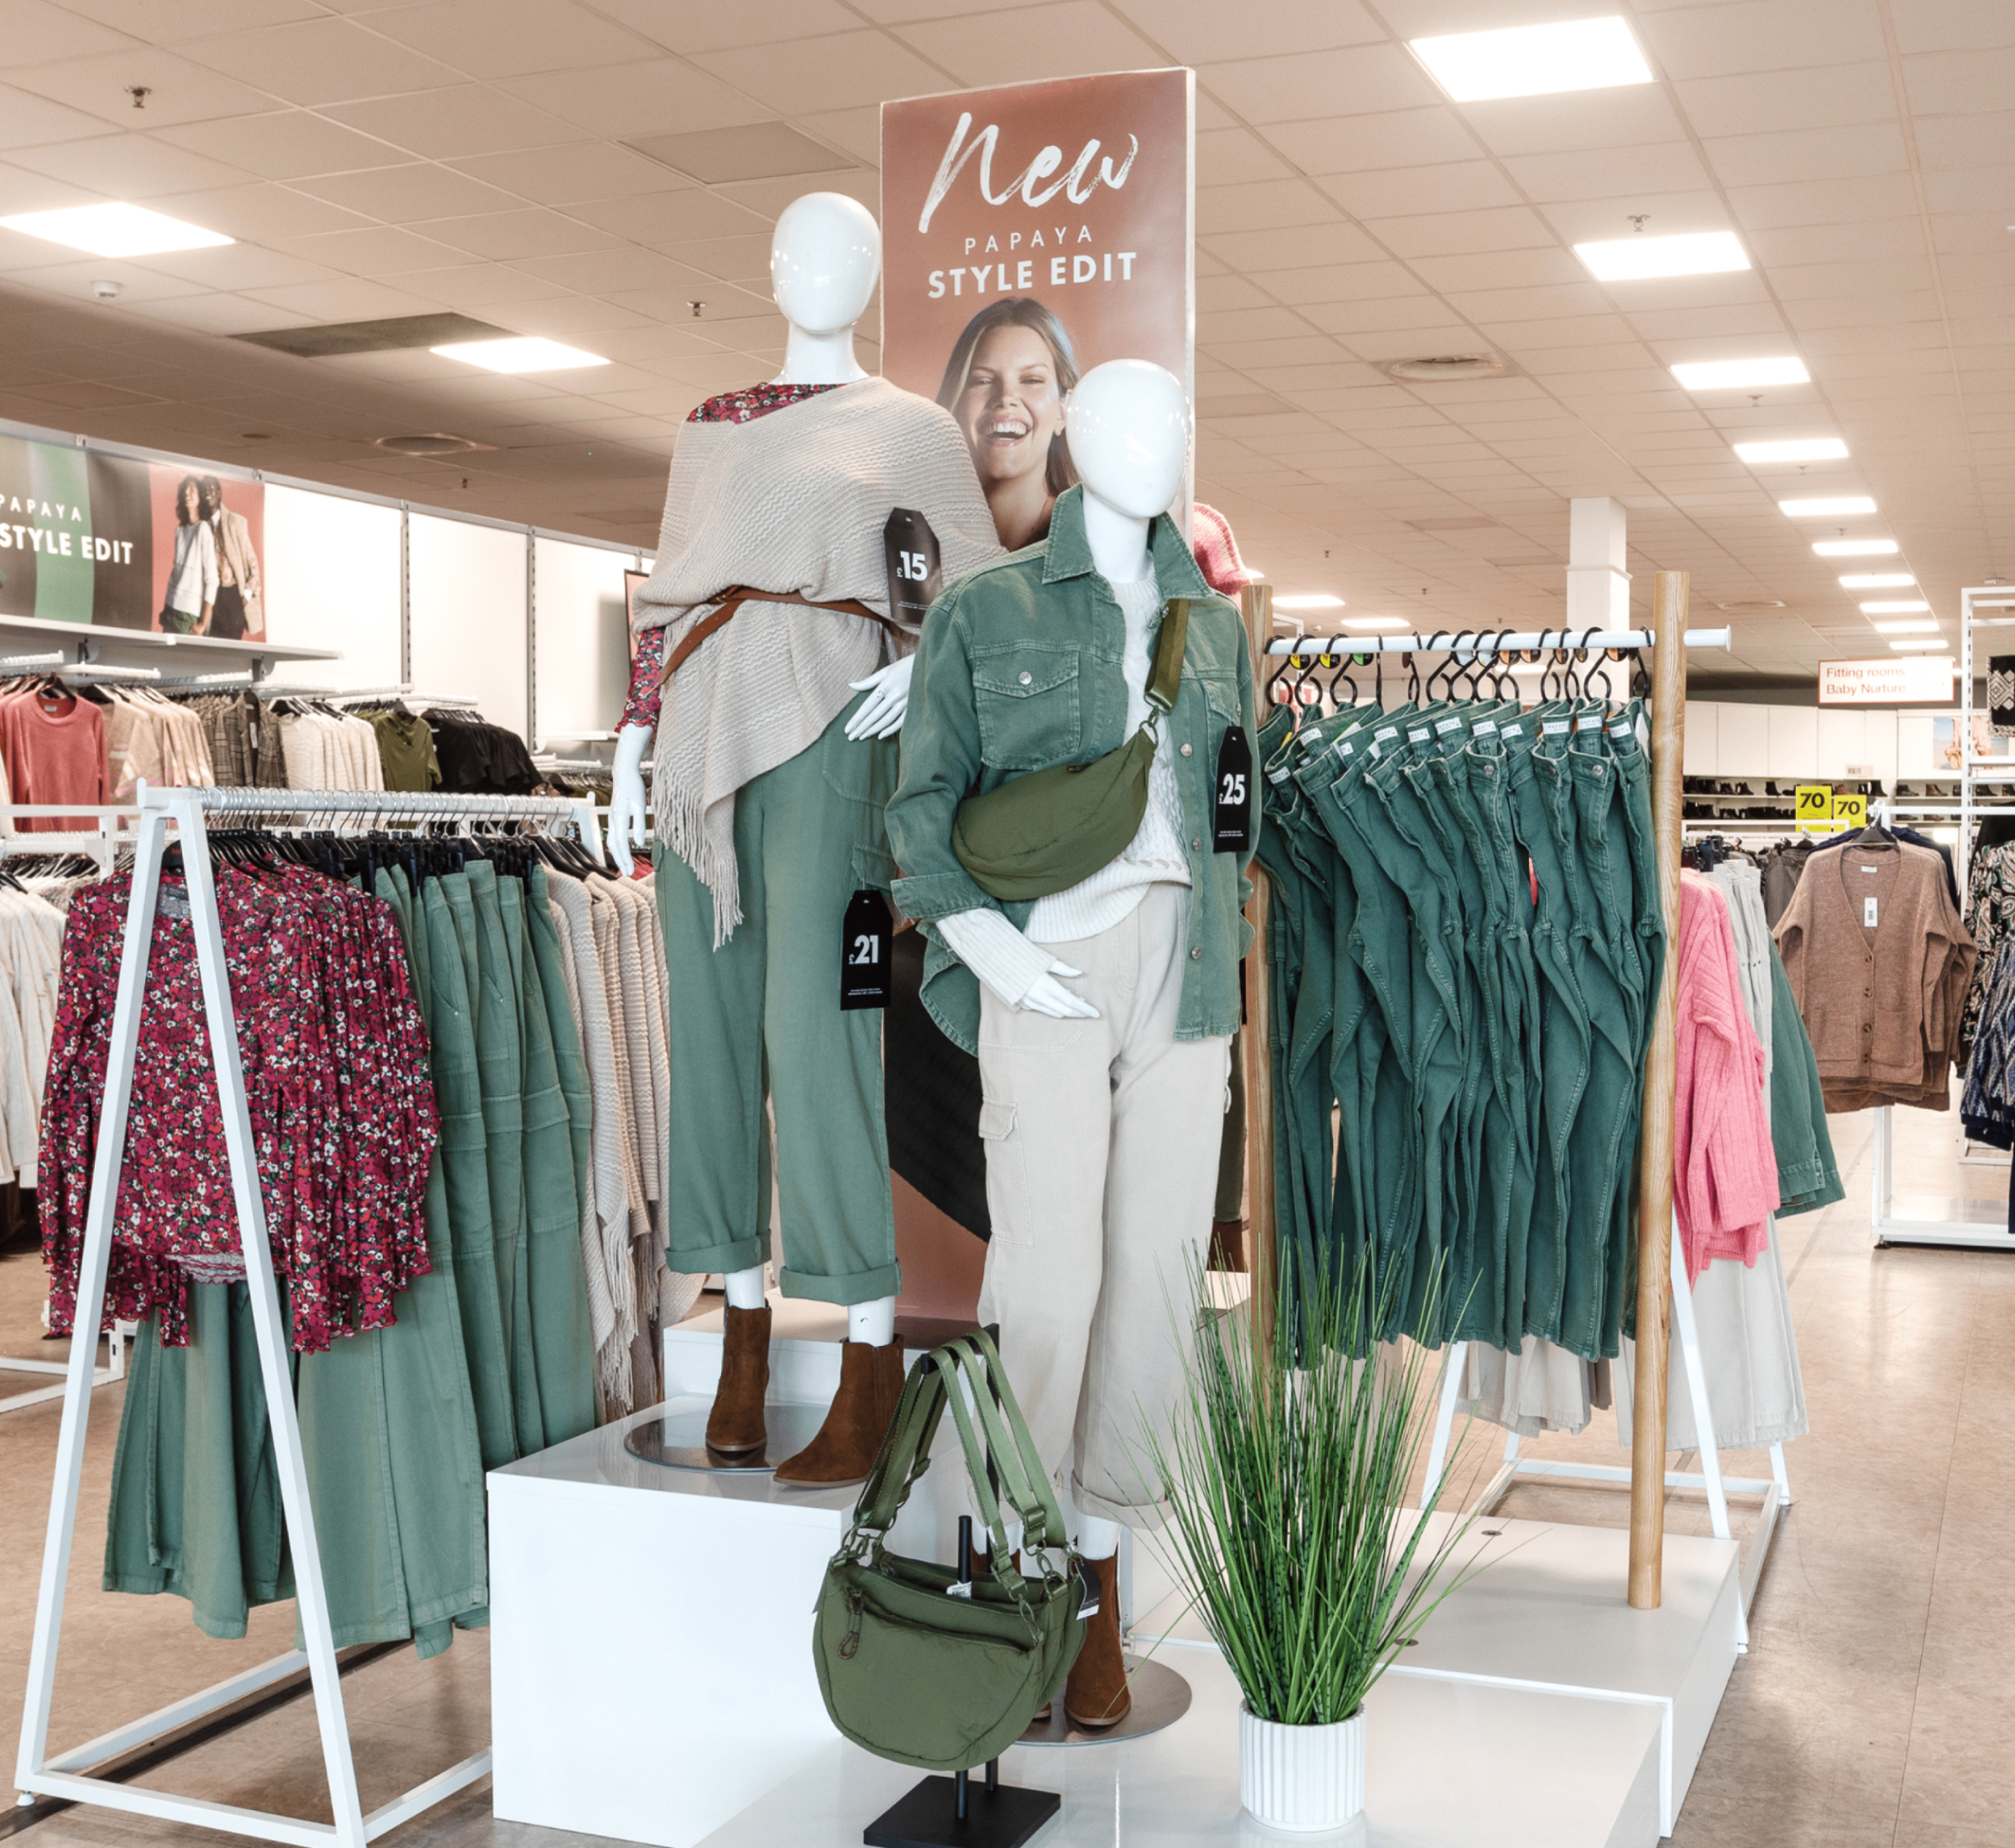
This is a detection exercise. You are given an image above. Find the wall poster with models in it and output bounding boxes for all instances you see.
[0,429,264,636]
[880,68,1195,553]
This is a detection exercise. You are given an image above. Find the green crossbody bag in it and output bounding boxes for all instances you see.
[813,1332,1086,1772]
[951,598,1191,903]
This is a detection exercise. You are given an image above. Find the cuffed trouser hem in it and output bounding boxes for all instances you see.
[1072,1480,1169,1533]
[667,1233,768,1280]
[778,1260,903,1306]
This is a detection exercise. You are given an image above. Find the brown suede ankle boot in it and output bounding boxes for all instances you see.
[1065,1553,1130,1730]
[704,1303,771,1455]
[772,1338,906,1487]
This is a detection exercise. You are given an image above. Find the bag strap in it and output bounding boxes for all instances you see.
[850,1353,946,1538]
[945,1333,1068,1556]
[1145,598,1191,718]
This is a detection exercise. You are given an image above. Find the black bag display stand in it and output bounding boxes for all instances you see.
[861,1519,1061,1848]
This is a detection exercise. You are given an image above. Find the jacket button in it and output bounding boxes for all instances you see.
[1192,836,1202,851]
[1864,987,1871,997]
[1862,1023,1871,1033]
[1190,946,1202,961]
[1018,671,1032,685]
[1180,742,1193,756]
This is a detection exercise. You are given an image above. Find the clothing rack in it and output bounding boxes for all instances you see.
[1237,596,1729,1608]
[13,781,608,1848]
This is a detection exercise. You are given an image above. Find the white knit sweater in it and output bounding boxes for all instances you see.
[940,568,1192,1011]
[631,377,999,944]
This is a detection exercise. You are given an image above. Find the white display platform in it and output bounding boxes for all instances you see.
[493,1317,1737,1847]
[692,1646,1663,1848]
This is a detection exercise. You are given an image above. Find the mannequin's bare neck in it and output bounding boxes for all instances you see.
[772,322,869,386]
[1081,488,1151,585]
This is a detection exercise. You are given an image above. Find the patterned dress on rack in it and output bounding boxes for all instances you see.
[1960,841,2015,1067]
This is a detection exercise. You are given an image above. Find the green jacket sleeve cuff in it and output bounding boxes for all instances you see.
[892,869,998,925]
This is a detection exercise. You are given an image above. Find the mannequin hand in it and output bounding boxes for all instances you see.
[608,724,653,877]
[845,655,913,740]
[1020,961,1100,1020]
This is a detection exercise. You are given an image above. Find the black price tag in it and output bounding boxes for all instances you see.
[883,508,943,628]
[1213,728,1253,853]
[840,888,893,1010]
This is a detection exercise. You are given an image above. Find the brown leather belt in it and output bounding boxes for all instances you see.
[659,584,902,683]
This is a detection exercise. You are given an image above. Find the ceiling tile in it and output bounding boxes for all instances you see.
[237,276,453,320]
[1725,172,1921,228]
[1461,89,1691,159]
[1107,0,1381,63]
[448,143,693,207]
[1299,294,1481,336]
[1704,123,1910,188]
[8,46,281,129]
[1321,160,1523,221]
[1499,143,1714,204]
[892,4,1165,87]
[1254,259,1421,304]
[150,181,374,241]
[691,34,950,117]
[495,60,767,140]
[571,188,771,245]
[1201,44,1442,126]
[277,223,473,273]
[1360,206,1557,259]
[1196,128,1295,188]
[1640,0,1888,81]
[409,207,624,260]
[369,1,666,78]
[0,81,123,151]
[1260,107,1479,176]
[588,0,861,51]
[293,162,523,222]
[321,86,583,159]
[1902,44,2015,115]
[157,108,400,179]
[1675,63,1898,139]
[182,18,466,107]
[373,261,574,308]
[1196,179,1342,236]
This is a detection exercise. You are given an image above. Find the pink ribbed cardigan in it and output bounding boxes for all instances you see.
[1675,872,1780,1282]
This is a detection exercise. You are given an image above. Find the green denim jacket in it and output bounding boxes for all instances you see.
[887,486,1258,1054]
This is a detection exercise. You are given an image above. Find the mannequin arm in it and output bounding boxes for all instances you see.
[938,908,1099,1020]
[609,724,652,877]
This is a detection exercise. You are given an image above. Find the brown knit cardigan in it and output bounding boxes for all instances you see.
[1773,840,1976,1112]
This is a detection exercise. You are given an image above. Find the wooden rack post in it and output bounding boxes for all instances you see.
[1628,573,1689,1607]
[1239,581,1279,1360]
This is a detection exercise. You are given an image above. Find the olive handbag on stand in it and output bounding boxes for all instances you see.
[814,1332,1085,1773]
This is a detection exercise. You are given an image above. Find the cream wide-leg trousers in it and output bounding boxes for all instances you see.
[975,883,1232,1529]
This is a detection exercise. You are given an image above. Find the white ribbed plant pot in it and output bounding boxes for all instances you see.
[1238,1704,1367,1834]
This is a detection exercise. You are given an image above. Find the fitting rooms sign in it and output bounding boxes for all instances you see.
[879,69,1194,452]
[1819,657,1956,704]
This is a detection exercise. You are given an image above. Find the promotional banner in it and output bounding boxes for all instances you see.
[881,69,1194,552]
[0,432,264,638]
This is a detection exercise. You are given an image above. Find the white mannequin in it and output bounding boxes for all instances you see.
[938,359,1192,1029]
[611,191,900,1350]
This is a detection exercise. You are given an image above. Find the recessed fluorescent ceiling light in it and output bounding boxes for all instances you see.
[1781,496,1876,516]
[1814,538,1897,556]
[1734,437,1848,463]
[1873,620,1939,632]
[1410,16,1651,102]
[1888,641,1946,652]
[1575,231,1748,281]
[1273,594,1345,610]
[0,202,232,256]
[1672,356,1809,390]
[1861,600,1930,614]
[1342,616,1410,631]
[431,337,608,373]
[1841,573,1914,589]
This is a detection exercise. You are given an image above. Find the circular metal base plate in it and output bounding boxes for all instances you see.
[1017,1656,1191,1747]
[623,1400,830,1474]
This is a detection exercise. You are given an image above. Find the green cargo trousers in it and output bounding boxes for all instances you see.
[655,698,901,1305]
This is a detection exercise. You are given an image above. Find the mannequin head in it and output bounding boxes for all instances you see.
[770,193,880,335]
[1063,360,1189,521]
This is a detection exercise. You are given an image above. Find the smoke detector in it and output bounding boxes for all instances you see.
[1376,354,1512,383]
[373,432,495,457]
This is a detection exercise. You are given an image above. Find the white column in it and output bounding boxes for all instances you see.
[1567,496,1631,631]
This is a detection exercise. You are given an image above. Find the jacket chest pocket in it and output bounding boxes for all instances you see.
[972,652,1082,772]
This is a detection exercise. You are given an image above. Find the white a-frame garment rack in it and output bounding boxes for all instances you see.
[16,783,604,1848]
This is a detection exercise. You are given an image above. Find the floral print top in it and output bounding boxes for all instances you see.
[40,865,439,1352]
[618,380,851,732]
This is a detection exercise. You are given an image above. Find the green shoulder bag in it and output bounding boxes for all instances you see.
[951,598,1191,903]
[813,1332,1085,1771]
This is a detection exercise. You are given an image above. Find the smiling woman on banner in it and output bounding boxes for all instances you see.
[936,297,1079,550]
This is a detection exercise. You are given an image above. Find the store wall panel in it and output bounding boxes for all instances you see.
[409,514,529,739]
[262,484,401,689]
[1764,707,1816,778]
[532,537,637,750]
[1815,709,1865,779]
[1714,703,1766,771]
[1683,700,1718,774]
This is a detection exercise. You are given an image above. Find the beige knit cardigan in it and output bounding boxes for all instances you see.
[630,376,999,944]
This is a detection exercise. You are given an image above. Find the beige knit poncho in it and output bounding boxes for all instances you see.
[631,376,998,942]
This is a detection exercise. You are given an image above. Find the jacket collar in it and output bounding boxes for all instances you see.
[1039,484,1217,603]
